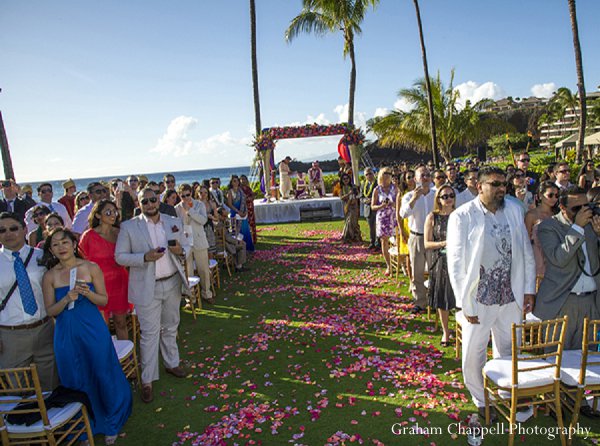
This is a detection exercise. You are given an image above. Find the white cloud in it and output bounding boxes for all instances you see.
[334,103,367,128]
[374,107,389,117]
[151,115,198,157]
[196,131,251,154]
[531,82,556,98]
[454,81,505,109]
[393,98,415,113]
[286,113,330,127]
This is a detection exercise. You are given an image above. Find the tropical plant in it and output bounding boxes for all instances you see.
[368,71,512,162]
[285,0,379,127]
[568,0,588,161]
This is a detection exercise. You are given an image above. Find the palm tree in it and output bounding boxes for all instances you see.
[285,0,379,127]
[0,111,15,181]
[568,0,587,160]
[250,0,261,136]
[368,72,511,162]
[412,0,438,168]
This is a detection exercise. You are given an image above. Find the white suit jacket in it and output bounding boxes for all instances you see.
[446,197,536,317]
[115,213,191,306]
[175,200,209,250]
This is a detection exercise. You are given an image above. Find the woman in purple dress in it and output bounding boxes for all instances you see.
[371,168,398,275]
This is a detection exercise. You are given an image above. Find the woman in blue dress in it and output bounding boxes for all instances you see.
[41,228,132,445]
[226,175,255,252]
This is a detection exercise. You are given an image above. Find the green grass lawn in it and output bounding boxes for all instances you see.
[114,220,600,446]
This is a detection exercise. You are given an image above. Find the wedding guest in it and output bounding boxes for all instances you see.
[58,179,77,219]
[216,207,248,272]
[525,181,559,282]
[446,163,465,192]
[209,178,228,209]
[308,161,326,197]
[0,212,58,391]
[134,182,177,218]
[30,211,64,248]
[19,184,37,210]
[362,168,378,250]
[295,172,309,199]
[456,168,479,207]
[41,228,131,444]
[227,175,254,252]
[127,175,140,193]
[115,188,190,403]
[198,185,218,254]
[25,183,72,232]
[577,160,596,191]
[163,189,179,208]
[74,191,91,214]
[72,182,109,236]
[396,170,416,276]
[279,156,293,199]
[540,163,557,183]
[400,166,435,313]
[424,184,456,347]
[240,175,257,243]
[371,168,398,276]
[27,205,51,247]
[176,184,213,304]
[554,161,573,191]
[432,169,447,190]
[340,174,362,242]
[138,175,149,190]
[111,178,137,222]
[79,199,131,340]
[508,168,535,210]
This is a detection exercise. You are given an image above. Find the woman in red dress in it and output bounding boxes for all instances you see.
[79,199,131,340]
[240,175,257,244]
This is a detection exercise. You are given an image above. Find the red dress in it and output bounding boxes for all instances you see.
[241,184,257,243]
[79,229,131,316]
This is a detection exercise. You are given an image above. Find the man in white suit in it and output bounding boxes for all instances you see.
[115,188,191,403]
[447,166,536,421]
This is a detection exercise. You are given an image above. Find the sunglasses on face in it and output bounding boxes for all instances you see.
[102,209,118,216]
[466,177,477,182]
[181,193,192,198]
[435,176,446,180]
[520,158,530,162]
[92,189,106,194]
[485,181,507,188]
[0,225,20,234]
[515,173,525,178]
[545,193,558,199]
[79,195,90,201]
[421,173,431,178]
[439,193,455,200]
[1,181,11,188]
[40,188,52,194]
[33,212,48,218]
[141,197,158,206]
[130,178,138,182]
[166,180,175,184]
[406,175,414,180]
[558,170,570,174]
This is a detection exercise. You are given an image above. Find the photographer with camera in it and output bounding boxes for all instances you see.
[535,187,600,355]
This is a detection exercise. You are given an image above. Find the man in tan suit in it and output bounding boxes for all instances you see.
[115,188,191,403]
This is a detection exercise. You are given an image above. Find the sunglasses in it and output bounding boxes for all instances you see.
[130,178,139,182]
[421,173,431,178]
[102,209,118,216]
[520,158,530,162]
[166,180,175,184]
[466,177,477,181]
[406,175,414,180]
[545,192,559,198]
[181,193,192,198]
[558,170,570,174]
[92,189,106,194]
[515,173,525,178]
[439,193,455,200]
[141,197,158,206]
[40,188,52,194]
[435,176,447,180]
[485,181,507,188]
[0,225,20,234]
[33,212,48,218]
[79,195,90,201]
[1,181,11,187]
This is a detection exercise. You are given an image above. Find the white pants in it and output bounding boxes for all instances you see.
[187,247,212,301]
[462,300,521,407]
[136,275,182,384]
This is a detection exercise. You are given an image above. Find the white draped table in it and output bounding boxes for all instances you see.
[254,196,345,224]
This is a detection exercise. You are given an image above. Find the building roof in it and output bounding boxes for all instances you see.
[584,131,600,146]
[555,133,579,148]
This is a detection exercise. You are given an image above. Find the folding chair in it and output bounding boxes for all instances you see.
[0,364,94,445]
[112,339,141,391]
[183,258,202,320]
[214,224,234,277]
[209,258,220,293]
[555,318,600,445]
[483,316,568,446]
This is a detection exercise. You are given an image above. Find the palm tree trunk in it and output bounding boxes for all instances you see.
[413,0,439,169]
[568,0,587,161]
[0,111,15,181]
[346,29,356,128]
[250,0,262,136]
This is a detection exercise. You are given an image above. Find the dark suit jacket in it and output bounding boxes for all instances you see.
[534,212,600,321]
[0,197,31,221]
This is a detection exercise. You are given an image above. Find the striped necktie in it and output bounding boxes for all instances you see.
[12,251,38,315]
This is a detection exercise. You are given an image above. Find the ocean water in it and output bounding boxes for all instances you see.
[24,166,254,195]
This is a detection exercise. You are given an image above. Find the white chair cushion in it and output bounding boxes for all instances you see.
[112,339,134,361]
[209,259,218,268]
[388,247,398,256]
[525,312,541,322]
[455,310,466,326]
[555,349,600,387]
[187,276,200,287]
[5,401,83,434]
[483,357,557,389]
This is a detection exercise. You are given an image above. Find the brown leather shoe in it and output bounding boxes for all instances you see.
[165,366,187,378]
[141,384,153,403]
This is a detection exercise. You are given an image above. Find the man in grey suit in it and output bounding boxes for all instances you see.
[535,187,600,351]
[115,188,191,403]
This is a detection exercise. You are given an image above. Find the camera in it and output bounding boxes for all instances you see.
[351,186,359,196]
[587,202,600,217]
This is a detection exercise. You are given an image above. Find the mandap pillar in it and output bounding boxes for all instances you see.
[262,148,272,198]
[349,144,360,186]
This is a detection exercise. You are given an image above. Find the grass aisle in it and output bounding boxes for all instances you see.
[118,221,599,446]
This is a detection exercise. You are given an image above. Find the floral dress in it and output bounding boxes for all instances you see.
[375,184,398,238]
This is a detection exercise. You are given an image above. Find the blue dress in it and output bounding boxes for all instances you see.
[230,189,255,252]
[54,284,132,436]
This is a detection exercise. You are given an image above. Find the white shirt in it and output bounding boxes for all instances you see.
[72,202,94,235]
[456,188,478,208]
[142,214,177,279]
[555,180,572,191]
[570,224,598,294]
[0,245,47,326]
[400,188,435,233]
[25,201,72,232]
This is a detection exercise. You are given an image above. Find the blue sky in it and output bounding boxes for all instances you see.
[1,0,599,182]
